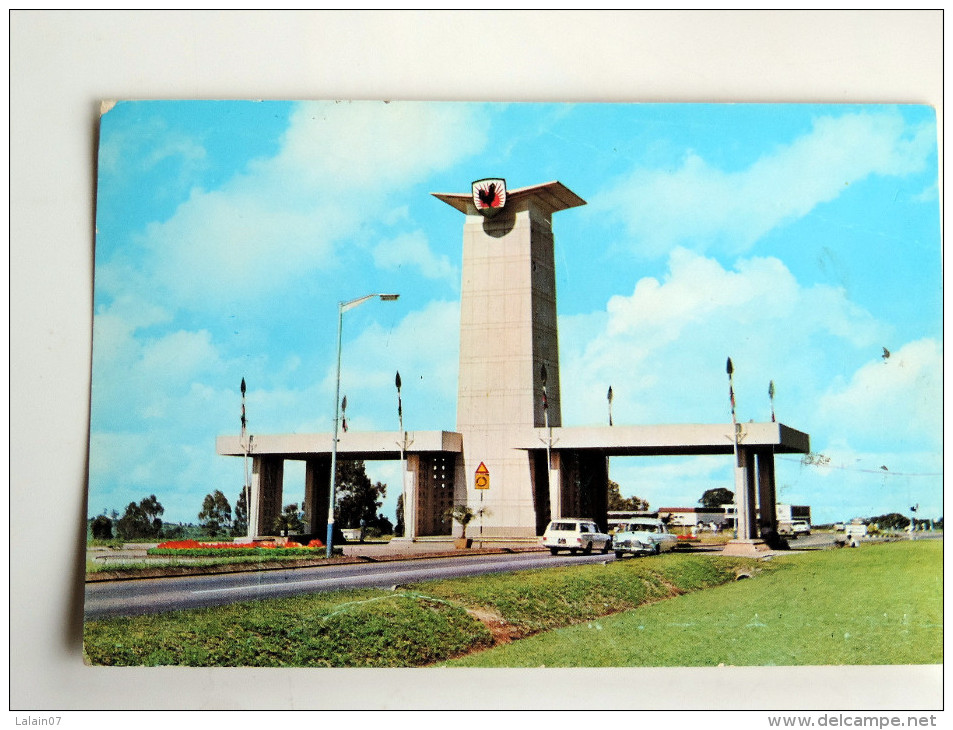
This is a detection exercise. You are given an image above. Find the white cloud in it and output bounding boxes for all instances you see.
[598,109,935,256]
[100,102,487,309]
[91,295,226,428]
[271,101,488,191]
[338,300,461,430]
[373,230,457,282]
[817,338,942,451]
[559,248,886,428]
[99,115,206,179]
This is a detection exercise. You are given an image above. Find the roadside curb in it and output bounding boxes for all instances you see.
[85,546,547,582]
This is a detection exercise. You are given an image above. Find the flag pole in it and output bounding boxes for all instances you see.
[541,364,552,517]
[241,377,251,540]
[727,357,749,540]
[396,371,410,540]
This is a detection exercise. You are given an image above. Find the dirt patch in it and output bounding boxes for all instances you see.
[465,607,525,645]
[654,576,685,598]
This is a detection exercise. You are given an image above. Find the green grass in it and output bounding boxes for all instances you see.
[413,553,744,634]
[84,541,941,667]
[84,552,756,666]
[85,588,493,667]
[444,540,942,667]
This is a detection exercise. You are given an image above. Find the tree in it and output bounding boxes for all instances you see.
[274,503,304,536]
[368,515,394,537]
[607,479,649,512]
[198,490,232,537]
[90,515,113,540]
[868,512,909,530]
[232,488,248,537]
[445,504,489,540]
[395,494,404,537]
[335,460,387,531]
[700,488,734,509]
[115,495,165,539]
[162,523,185,539]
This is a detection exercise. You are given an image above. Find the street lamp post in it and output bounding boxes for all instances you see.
[326,293,399,559]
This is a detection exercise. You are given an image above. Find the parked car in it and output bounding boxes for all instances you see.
[612,517,678,558]
[542,519,612,555]
[833,522,846,531]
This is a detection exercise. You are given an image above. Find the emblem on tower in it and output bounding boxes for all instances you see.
[472,178,507,217]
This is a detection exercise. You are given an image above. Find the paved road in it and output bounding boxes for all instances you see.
[84,550,615,619]
[88,533,938,619]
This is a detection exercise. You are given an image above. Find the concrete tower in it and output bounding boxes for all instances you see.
[433,181,585,537]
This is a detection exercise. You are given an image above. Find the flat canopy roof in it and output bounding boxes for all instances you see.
[218,422,809,460]
[216,430,463,461]
[516,422,810,456]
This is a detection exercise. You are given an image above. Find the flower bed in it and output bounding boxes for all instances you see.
[148,538,326,558]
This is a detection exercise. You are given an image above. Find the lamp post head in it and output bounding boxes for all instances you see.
[340,292,400,313]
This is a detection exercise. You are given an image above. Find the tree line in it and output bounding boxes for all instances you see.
[89,459,395,541]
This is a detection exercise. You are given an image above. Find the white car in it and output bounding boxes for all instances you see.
[791,520,811,536]
[542,519,612,555]
[612,518,679,558]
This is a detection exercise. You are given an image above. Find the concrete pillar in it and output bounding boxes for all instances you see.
[723,444,769,555]
[741,446,758,539]
[304,456,330,537]
[414,453,454,536]
[251,456,284,538]
[435,182,584,540]
[731,445,759,540]
[577,451,609,531]
[402,452,419,540]
[756,449,778,537]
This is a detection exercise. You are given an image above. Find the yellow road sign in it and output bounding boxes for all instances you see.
[475,461,490,490]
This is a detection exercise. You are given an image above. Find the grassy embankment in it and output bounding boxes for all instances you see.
[84,540,941,667]
[446,539,942,667]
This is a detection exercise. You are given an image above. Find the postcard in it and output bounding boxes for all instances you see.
[84,101,941,679]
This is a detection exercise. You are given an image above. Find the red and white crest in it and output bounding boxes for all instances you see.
[472,178,507,216]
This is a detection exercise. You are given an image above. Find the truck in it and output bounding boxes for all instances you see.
[776,504,812,537]
[835,519,867,547]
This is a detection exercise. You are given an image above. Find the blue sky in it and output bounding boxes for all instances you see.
[89,100,941,527]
